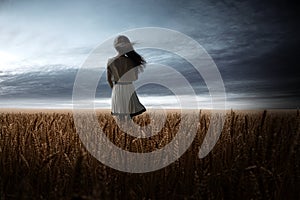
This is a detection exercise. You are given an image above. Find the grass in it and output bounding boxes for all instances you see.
[0,109,299,199]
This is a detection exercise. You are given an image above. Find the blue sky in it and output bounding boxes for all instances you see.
[0,0,299,109]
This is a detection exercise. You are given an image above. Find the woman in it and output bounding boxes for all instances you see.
[107,35,146,120]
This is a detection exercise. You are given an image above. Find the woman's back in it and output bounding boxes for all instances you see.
[107,55,138,83]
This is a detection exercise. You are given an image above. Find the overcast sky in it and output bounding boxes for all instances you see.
[0,0,299,109]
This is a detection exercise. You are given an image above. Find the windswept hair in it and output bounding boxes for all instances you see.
[124,50,146,73]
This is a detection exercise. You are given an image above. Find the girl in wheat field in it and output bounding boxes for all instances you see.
[107,35,146,120]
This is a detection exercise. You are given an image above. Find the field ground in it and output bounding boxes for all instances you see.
[0,109,299,199]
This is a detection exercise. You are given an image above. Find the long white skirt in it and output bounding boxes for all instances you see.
[111,83,146,117]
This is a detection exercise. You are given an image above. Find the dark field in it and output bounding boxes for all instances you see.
[0,109,299,199]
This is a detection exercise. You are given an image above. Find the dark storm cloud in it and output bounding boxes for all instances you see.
[167,0,300,106]
[0,66,77,99]
[0,0,299,108]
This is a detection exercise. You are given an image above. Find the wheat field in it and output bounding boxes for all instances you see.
[0,109,299,199]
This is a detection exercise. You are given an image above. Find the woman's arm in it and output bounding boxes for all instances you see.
[107,66,113,88]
